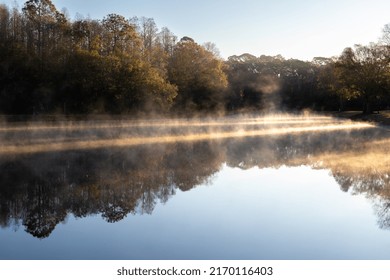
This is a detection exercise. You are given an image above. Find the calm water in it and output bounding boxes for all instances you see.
[1,115,390,259]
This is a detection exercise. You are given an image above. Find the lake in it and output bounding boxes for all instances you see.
[1,114,390,259]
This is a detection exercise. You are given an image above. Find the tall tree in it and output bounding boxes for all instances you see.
[23,0,66,60]
[168,38,227,112]
[157,27,177,56]
[382,23,390,45]
[101,13,140,57]
[71,18,102,53]
[0,4,10,45]
[139,17,158,55]
[336,44,390,113]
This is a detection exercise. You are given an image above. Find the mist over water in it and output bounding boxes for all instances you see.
[0,114,375,155]
[1,113,390,259]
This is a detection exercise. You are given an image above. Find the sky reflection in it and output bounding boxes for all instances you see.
[1,115,390,259]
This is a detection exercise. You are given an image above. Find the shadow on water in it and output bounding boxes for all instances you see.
[0,115,390,239]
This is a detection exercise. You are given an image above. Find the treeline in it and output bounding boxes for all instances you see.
[226,41,390,113]
[1,0,390,115]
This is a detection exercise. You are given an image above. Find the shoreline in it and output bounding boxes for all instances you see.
[330,110,390,127]
[1,110,390,126]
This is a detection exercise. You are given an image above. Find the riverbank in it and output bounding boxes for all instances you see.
[332,110,390,126]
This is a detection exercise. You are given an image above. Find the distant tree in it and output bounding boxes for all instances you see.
[316,60,348,111]
[23,0,67,60]
[0,4,10,45]
[312,57,334,66]
[138,17,158,56]
[131,18,175,79]
[101,13,141,57]
[180,36,194,43]
[168,38,228,112]
[381,23,390,45]
[157,26,177,56]
[280,59,319,110]
[203,42,221,58]
[225,53,341,112]
[226,54,268,110]
[148,26,177,78]
[336,44,390,113]
[71,18,102,53]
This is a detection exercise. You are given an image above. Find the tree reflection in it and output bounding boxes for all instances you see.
[1,125,390,238]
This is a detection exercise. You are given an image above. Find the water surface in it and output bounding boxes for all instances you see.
[1,115,390,259]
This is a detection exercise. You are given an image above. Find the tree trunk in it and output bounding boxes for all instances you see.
[362,97,372,114]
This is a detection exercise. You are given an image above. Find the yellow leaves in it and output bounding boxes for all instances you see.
[169,39,228,94]
[102,13,141,56]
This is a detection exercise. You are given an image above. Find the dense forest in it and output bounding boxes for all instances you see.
[1,0,390,116]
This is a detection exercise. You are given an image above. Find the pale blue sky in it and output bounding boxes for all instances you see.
[3,0,390,60]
